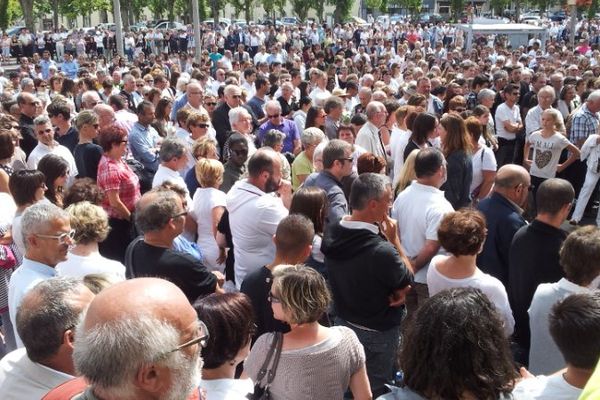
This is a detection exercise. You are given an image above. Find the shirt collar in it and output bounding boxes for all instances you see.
[557,278,595,293]
[340,215,380,234]
[21,257,57,277]
[411,180,444,194]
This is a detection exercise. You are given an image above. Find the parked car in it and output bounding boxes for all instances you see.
[154,21,185,30]
[281,17,299,26]
[6,26,26,37]
[549,10,567,21]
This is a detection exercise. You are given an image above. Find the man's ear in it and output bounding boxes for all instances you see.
[135,363,166,395]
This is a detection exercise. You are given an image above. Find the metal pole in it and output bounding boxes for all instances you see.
[569,2,577,49]
[191,0,202,63]
[113,0,124,57]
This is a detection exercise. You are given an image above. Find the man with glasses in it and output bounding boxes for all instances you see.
[43,278,207,400]
[125,189,222,303]
[495,83,524,166]
[258,101,301,155]
[356,101,389,161]
[0,277,94,398]
[213,85,243,154]
[16,92,40,156]
[8,203,74,348]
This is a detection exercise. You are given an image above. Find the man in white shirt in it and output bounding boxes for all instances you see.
[392,148,453,315]
[356,101,388,160]
[495,83,524,166]
[0,277,94,399]
[308,70,331,102]
[525,85,556,137]
[26,115,78,182]
[226,148,291,289]
[152,138,191,205]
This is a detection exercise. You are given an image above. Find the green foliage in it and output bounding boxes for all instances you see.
[0,0,22,29]
[290,0,309,21]
[449,0,464,21]
[399,0,422,19]
[58,0,110,20]
[330,0,352,23]
[147,0,169,19]
[489,0,509,15]
[262,0,286,17]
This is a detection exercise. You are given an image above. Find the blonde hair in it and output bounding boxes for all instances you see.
[195,158,224,188]
[186,112,210,130]
[66,201,110,244]
[192,137,218,160]
[543,108,566,134]
[395,149,419,195]
[271,264,331,325]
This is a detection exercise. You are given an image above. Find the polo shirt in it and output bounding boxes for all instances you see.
[258,119,300,154]
[152,164,191,204]
[495,102,522,140]
[26,142,78,182]
[129,122,160,173]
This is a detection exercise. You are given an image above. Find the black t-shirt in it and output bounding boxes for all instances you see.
[129,241,217,304]
[56,126,79,154]
[74,142,103,181]
[240,266,289,342]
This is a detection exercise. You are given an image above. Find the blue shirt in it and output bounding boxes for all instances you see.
[8,258,57,348]
[129,122,160,173]
[170,93,188,122]
[39,59,56,80]
[258,118,300,154]
[173,235,202,261]
[247,96,266,119]
[60,60,79,79]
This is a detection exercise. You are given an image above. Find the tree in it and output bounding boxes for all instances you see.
[449,0,464,21]
[148,0,169,19]
[290,0,310,21]
[0,0,21,29]
[19,0,34,30]
[330,0,352,23]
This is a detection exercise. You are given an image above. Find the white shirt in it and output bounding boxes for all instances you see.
[200,378,254,400]
[308,87,331,103]
[56,252,126,281]
[495,102,522,140]
[226,180,288,289]
[190,187,227,272]
[391,181,454,283]
[525,105,546,137]
[527,131,571,179]
[513,373,582,399]
[356,121,386,160]
[427,256,514,336]
[390,127,411,184]
[152,164,191,204]
[470,145,497,194]
[26,141,78,180]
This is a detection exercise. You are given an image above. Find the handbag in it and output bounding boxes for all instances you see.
[247,332,283,400]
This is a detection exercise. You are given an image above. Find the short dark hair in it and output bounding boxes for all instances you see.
[549,292,600,369]
[414,148,444,179]
[63,178,104,207]
[411,112,438,146]
[247,149,276,178]
[290,187,327,234]
[46,101,71,120]
[503,83,520,94]
[108,94,126,110]
[255,76,268,91]
[559,226,600,285]
[274,214,315,256]
[438,209,487,256]
[194,293,255,369]
[135,100,153,116]
[322,139,351,169]
[536,178,574,215]
[0,129,14,159]
[8,170,45,206]
[472,74,490,89]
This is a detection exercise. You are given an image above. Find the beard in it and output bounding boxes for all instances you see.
[264,174,280,194]
[161,348,203,400]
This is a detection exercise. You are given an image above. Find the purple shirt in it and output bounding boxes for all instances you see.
[258,118,300,154]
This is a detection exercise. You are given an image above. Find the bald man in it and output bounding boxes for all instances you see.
[43,278,203,400]
[477,164,530,287]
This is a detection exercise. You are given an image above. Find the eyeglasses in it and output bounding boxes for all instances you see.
[171,211,188,220]
[268,114,281,119]
[338,157,353,163]
[231,94,242,99]
[136,83,145,87]
[27,101,41,106]
[205,102,217,106]
[268,292,281,303]
[36,229,76,245]
[166,320,210,354]
[454,107,466,112]
[194,123,209,128]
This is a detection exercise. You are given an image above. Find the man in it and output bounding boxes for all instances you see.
[43,278,205,400]
[304,139,354,227]
[151,138,190,203]
[520,72,547,117]
[528,226,600,375]
[8,203,73,347]
[26,115,78,178]
[80,90,102,111]
[0,278,94,399]
[17,92,40,156]
[416,77,443,116]
[93,103,117,130]
[466,74,490,110]
[308,70,331,102]
[508,178,574,365]
[126,189,221,302]
[353,87,372,115]
[241,214,313,340]
[258,100,300,155]
[119,74,138,110]
[212,85,242,153]
[39,50,56,80]
[246,76,270,123]
[129,101,161,174]
[392,148,453,313]
[109,94,137,133]
[477,164,529,287]
[47,101,78,153]
[220,133,248,193]
[524,85,555,137]
[226,148,290,288]
[241,67,256,97]
[491,69,509,117]
[323,96,344,140]
[182,81,206,114]
[515,292,600,399]
[355,101,388,160]
[60,53,78,80]
[322,173,412,398]
[495,83,524,166]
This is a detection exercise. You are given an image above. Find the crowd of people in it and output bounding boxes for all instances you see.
[0,13,598,400]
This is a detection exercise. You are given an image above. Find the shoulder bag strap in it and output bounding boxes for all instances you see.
[264,332,284,387]
[255,333,279,385]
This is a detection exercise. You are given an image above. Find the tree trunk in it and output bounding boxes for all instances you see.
[212,0,219,24]
[101,9,108,23]
[0,0,9,30]
[52,0,59,30]
[20,0,35,31]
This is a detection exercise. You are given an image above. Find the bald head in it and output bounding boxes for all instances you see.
[495,164,530,189]
[93,103,115,129]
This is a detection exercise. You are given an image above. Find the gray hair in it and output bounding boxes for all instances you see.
[224,84,241,97]
[492,70,508,82]
[587,89,600,103]
[366,101,385,120]
[73,314,181,397]
[264,100,282,114]
[263,129,286,148]
[33,114,51,127]
[349,173,391,211]
[322,139,352,169]
[135,190,180,233]
[20,77,33,89]
[17,277,87,363]
[21,202,69,250]
[538,85,556,100]
[122,74,135,84]
[323,96,344,114]
[301,127,325,147]
[82,91,101,108]
[228,106,250,126]
[159,137,187,162]
[477,88,496,103]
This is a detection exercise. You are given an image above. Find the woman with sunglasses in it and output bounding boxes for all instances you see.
[245,264,371,400]
[73,110,102,181]
[196,292,256,399]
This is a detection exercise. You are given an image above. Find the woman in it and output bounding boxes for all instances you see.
[439,114,473,209]
[185,137,219,196]
[557,84,577,121]
[73,110,102,181]
[403,112,438,161]
[197,293,256,399]
[9,170,46,256]
[0,129,15,193]
[153,97,174,137]
[394,149,418,196]
[379,287,522,400]
[289,187,328,277]
[524,108,580,202]
[465,116,496,203]
[96,124,141,263]
[426,209,514,335]
[291,127,326,190]
[190,158,226,272]
[49,75,64,98]
[305,105,326,131]
[37,154,69,208]
[56,201,126,281]
[245,264,371,400]
[472,104,498,150]
[357,152,387,175]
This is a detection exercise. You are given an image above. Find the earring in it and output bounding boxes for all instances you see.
[229,359,236,366]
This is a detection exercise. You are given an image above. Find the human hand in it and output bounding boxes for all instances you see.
[380,214,398,242]
[211,270,225,287]
[216,247,226,265]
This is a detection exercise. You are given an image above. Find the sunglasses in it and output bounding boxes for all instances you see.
[194,123,209,128]
[205,102,217,106]
[268,114,281,119]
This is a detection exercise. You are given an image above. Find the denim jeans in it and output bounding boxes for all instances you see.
[335,317,402,398]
